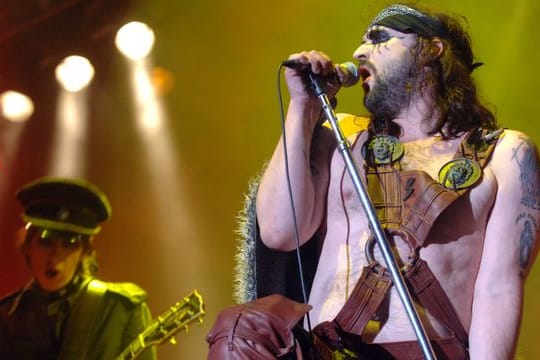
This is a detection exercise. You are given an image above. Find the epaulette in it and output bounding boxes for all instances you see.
[0,289,22,307]
[100,281,148,305]
[0,283,33,316]
[322,113,370,138]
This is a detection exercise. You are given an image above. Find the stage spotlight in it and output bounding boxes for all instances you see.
[115,21,155,60]
[55,55,95,92]
[0,90,34,122]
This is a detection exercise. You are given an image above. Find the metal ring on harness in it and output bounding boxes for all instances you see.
[364,228,419,272]
[364,234,377,265]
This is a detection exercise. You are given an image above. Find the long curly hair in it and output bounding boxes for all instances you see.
[370,3,498,139]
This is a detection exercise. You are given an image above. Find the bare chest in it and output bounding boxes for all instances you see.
[400,138,461,178]
[311,134,498,334]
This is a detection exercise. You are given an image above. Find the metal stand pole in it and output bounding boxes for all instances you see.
[308,73,437,360]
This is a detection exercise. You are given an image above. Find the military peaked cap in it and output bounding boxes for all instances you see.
[16,177,111,235]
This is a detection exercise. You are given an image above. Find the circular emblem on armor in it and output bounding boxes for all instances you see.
[364,135,404,165]
[438,158,482,189]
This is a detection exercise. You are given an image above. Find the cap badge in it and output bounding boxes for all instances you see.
[56,208,71,221]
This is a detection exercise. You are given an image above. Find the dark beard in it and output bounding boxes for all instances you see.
[363,56,416,120]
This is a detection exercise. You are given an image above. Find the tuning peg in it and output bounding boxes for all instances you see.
[169,337,177,345]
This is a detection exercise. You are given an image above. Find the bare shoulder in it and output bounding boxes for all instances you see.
[489,129,540,276]
[492,129,537,155]
[490,129,539,178]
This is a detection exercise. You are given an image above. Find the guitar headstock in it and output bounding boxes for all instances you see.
[141,289,205,347]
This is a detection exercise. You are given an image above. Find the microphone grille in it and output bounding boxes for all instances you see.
[339,62,360,87]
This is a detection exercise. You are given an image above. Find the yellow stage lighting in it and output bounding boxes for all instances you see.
[0,90,34,122]
[55,55,95,92]
[115,21,155,60]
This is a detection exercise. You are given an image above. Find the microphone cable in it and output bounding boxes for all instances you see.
[275,62,313,334]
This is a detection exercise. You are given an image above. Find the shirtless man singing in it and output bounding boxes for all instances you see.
[207,4,540,359]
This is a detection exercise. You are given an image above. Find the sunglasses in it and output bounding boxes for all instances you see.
[27,226,86,248]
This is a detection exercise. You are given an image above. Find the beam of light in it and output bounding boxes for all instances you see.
[0,91,33,219]
[125,56,205,298]
[0,118,26,221]
[0,91,34,122]
[50,89,88,177]
[55,55,95,92]
[132,61,163,132]
[115,21,155,60]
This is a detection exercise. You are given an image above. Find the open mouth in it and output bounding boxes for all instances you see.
[45,269,59,278]
[358,65,372,91]
[359,66,371,81]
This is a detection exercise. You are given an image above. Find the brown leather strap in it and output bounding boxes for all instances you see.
[333,264,392,335]
[398,171,460,248]
[404,259,468,346]
[366,166,402,226]
[328,259,469,350]
[457,128,502,165]
[311,326,468,360]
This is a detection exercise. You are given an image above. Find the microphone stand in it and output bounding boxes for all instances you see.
[307,73,437,360]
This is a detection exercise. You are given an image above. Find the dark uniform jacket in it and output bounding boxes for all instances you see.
[0,276,157,360]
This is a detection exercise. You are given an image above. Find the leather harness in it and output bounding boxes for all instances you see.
[312,128,503,359]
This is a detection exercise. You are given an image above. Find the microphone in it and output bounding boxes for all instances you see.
[281,59,360,87]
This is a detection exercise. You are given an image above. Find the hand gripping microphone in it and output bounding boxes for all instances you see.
[281,59,360,87]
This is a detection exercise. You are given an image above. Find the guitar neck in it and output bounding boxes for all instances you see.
[115,290,204,360]
[115,337,146,360]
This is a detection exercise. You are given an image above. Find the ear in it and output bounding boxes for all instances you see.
[21,243,31,264]
[82,236,94,254]
[431,37,444,58]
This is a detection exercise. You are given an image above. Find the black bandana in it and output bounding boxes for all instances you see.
[370,4,444,38]
[370,4,483,72]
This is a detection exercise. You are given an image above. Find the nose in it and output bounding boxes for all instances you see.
[47,240,66,260]
[353,43,371,61]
